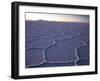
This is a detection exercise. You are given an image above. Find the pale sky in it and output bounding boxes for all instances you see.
[26,12,89,23]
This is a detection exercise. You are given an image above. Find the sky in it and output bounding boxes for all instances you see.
[26,12,89,23]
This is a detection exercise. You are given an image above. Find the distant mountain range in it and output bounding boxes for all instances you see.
[27,19,89,24]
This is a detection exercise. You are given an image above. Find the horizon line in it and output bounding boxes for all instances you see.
[25,19,89,23]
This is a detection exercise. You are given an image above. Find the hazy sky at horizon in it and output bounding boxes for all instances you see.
[26,12,89,23]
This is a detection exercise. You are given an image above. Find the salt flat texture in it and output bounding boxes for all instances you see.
[45,45,78,63]
[26,38,55,49]
[25,48,45,68]
[25,20,89,68]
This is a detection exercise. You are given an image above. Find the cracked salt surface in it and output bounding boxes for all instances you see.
[45,44,78,63]
[77,44,89,59]
[25,48,46,68]
[26,37,37,42]
[73,35,89,43]
[26,38,56,49]
[52,33,72,40]
[37,31,64,39]
[25,20,89,68]
[56,39,86,49]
